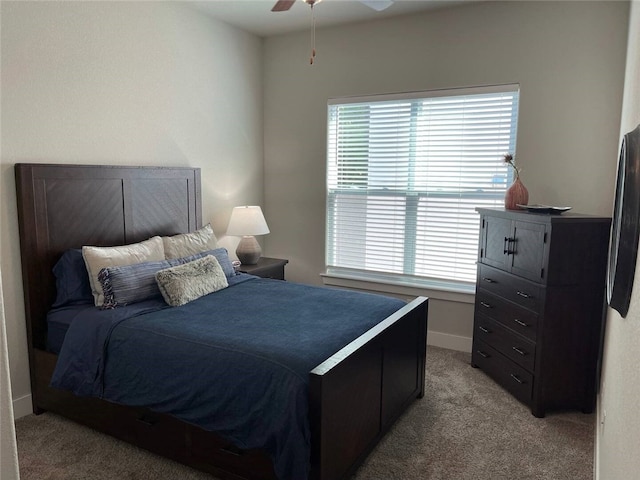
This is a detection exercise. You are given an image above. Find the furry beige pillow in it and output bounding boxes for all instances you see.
[82,236,165,307]
[155,255,228,307]
[162,224,218,260]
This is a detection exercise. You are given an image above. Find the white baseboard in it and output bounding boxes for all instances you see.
[427,330,472,353]
[12,394,33,419]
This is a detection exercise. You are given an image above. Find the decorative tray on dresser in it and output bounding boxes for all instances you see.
[471,207,611,417]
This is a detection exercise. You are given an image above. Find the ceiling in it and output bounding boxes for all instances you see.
[190,0,467,37]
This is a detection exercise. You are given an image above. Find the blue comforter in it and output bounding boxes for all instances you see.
[51,275,405,480]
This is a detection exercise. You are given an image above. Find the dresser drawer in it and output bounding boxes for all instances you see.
[189,424,276,479]
[474,289,539,342]
[474,314,536,372]
[472,338,533,406]
[129,409,188,459]
[477,264,542,312]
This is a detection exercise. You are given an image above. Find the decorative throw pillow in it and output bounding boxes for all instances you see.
[98,258,174,309]
[178,247,236,279]
[82,236,165,307]
[155,255,228,307]
[52,249,94,307]
[162,224,219,260]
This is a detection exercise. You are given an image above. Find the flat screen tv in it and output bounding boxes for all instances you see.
[607,124,640,318]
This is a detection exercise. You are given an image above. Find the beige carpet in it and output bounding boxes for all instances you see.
[15,346,594,480]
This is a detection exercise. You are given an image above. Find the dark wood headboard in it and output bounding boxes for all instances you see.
[15,164,202,350]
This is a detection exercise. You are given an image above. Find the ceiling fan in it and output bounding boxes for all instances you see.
[271,0,394,13]
[271,0,394,64]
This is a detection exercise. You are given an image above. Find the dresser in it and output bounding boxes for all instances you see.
[471,208,611,417]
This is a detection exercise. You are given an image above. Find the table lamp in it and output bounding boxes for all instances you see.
[226,205,270,265]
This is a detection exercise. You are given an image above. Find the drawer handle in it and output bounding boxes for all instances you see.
[512,346,527,356]
[482,277,496,284]
[220,445,246,457]
[510,373,524,384]
[136,415,158,427]
[516,290,531,299]
[513,318,529,327]
[479,301,492,309]
[479,326,491,334]
[476,350,490,359]
[503,237,515,255]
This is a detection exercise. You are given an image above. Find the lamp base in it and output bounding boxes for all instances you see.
[236,236,262,265]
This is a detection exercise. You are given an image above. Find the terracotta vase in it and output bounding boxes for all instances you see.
[504,176,529,210]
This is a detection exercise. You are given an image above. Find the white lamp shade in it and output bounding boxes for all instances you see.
[226,206,270,236]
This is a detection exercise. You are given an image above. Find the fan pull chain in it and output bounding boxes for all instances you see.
[310,4,316,65]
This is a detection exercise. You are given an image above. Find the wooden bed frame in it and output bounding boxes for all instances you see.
[15,163,429,480]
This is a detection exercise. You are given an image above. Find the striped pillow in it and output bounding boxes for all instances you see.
[98,259,173,309]
[178,248,236,279]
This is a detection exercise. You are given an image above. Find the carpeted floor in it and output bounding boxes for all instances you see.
[15,346,594,480]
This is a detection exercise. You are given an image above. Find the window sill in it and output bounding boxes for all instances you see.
[320,269,476,304]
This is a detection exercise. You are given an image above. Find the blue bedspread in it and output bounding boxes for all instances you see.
[50,275,405,480]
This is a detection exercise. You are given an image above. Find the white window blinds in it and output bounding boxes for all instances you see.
[326,84,520,287]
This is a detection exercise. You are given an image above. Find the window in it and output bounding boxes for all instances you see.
[326,84,520,289]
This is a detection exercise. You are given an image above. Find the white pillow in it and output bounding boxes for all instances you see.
[162,224,219,260]
[82,236,165,307]
[155,255,228,307]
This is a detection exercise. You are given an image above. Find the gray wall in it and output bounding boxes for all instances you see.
[597,2,640,478]
[1,278,19,480]
[263,0,629,349]
[0,0,264,417]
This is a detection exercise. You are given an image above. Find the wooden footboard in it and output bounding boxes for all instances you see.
[31,296,428,480]
[309,296,428,480]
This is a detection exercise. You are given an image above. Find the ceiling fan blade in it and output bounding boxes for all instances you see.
[272,0,296,12]
[359,0,394,11]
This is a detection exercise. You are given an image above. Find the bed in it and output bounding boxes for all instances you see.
[15,163,429,480]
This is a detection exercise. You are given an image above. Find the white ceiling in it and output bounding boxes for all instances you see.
[190,0,468,37]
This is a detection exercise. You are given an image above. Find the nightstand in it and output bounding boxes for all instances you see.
[238,257,288,280]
